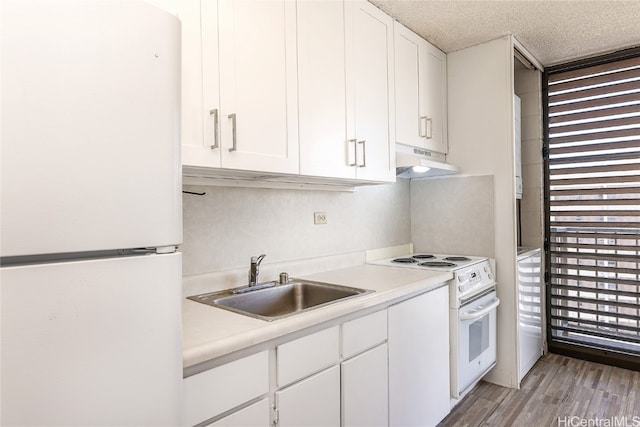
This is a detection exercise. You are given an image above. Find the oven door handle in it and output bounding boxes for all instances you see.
[460,298,500,321]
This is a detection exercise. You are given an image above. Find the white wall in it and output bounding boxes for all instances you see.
[410,175,495,257]
[182,181,411,276]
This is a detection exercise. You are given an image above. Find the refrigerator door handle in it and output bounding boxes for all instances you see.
[130,246,176,255]
[154,246,177,254]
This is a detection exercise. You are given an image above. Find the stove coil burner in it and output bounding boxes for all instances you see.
[412,254,435,260]
[392,257,418,263]
[419,261,457,268]
[444,256,471,262]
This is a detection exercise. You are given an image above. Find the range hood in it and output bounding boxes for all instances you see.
[395,143,459,179]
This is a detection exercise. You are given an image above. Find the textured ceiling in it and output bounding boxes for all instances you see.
[370,0,640,67]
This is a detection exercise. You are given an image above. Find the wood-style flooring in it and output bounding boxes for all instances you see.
[438,353,640,427]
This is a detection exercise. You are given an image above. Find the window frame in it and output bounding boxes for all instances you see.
[544,46,640,371]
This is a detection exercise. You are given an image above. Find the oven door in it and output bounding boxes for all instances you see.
[457,289,500,395]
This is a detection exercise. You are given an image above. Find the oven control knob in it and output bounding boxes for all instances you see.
[457,276,463,282]
[488,273,494,280]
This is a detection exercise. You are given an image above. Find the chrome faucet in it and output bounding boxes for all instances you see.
[248,254,266,286]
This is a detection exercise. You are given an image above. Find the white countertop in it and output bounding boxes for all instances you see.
[182,264,452,370]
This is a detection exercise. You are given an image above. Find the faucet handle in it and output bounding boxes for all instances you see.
[248,254,266,286]
[252,254,266,265]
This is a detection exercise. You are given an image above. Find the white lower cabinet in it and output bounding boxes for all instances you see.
[185,285,451,427]
[388,286,451,427]
[275,365,341,427]
[341,343,389,427]
[277,326,340,387]
[210,398,270,427]
[341,310,389,427]
[183,351,269,427]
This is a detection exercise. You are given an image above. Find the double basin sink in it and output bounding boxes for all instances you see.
[188,280,373,321]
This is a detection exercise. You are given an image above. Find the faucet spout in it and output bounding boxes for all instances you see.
[248,254,266,286]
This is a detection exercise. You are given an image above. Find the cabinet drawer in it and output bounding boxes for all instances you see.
[184,351,269,427]
[342,309,387,358]
[277,326,339,387]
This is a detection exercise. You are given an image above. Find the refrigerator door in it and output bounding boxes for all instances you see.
[517,248,543,383]
[1,253,183,425]
[1,1,182,257]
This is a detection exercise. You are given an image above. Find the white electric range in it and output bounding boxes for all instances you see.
[369,253,495,305]
[369,253,499,399]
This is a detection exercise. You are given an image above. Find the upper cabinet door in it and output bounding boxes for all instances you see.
[346,0,395,183]
[297,0,352,179]
[422,43,448,154]
[394,22,448,154]
[394,23,422,148]
[218,0,299,174]
[198,0,222,168]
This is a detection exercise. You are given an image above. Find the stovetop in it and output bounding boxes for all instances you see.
[369,253,496,303]
[369,253,488,271]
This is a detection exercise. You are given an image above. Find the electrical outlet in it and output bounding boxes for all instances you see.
[314,212,327,225]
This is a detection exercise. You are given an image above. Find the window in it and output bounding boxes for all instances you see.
[545,50,640,367]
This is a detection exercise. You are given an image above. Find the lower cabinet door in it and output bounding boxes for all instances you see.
[341,343,389,427]
[183,351,269,426]
[275,365,340,427]
[210,398,270,427]
[388,286,451,426]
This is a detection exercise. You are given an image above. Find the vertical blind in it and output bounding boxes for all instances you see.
[547,55,640,355]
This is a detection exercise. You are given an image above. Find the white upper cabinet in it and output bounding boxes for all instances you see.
[394,22,448,154]
[188,0,299,173]
[161,0,397,183]
[216,0,299,174]
[160,0,299,174]
[423,41,448,154]
[298,0,395,183]
[297,0,351,179]
[198,0,221,168]
[346,0,396,182]
[394,23,421,149]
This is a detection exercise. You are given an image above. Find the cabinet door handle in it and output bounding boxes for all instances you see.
[358,140,366,167]
[272,404,279,426]
[419,116,428,138]
[228,113,237,152]
[347,138,357,166]
[426,117,433,139]
[209,108,219,149]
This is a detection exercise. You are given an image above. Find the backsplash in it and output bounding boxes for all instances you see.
[410,175,495,257]
[182,180,411,276]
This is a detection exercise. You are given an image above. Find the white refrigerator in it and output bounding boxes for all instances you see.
[1,1,183,425]
[517,247,543,384]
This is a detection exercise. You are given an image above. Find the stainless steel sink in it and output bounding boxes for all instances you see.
[187,280,373,321]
